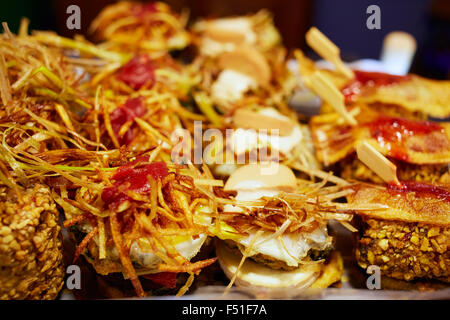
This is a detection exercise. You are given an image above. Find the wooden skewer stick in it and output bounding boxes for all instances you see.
[306,27,354,80]
[356,141,401,186]
[305,71,357,125]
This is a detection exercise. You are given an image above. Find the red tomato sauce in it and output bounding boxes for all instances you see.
[102,156,168,208]
[342,70,411,102]
[365,116,444,161]
[110,97,146,145]
[387,181,450,203]
[118,55,155,90]
[135,3,159,17]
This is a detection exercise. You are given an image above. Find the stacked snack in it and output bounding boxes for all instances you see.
[192,10,281,59]
[348,182,449,287]
[0,21,88,299]
[90,1,190,52]
[29,21,219,298]
[59,154,220,298]
[190,10,287,111]
[294,30,450,185]
[340,70,450,119]
[189,12,319,179]
[294,29,449,186]
[57,88,218,298]
[213,163,357,291]
[294,30,450,120]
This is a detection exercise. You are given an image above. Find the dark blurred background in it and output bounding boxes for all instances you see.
[0,0,449,78]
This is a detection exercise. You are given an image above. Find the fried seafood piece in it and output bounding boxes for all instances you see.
[0,184,64,300]
[348,183,450,285]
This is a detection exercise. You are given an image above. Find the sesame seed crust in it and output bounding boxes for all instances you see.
[0,185,64,300]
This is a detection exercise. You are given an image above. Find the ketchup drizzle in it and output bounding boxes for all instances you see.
[110,97,146,145]
[387,181,450,203]
[342,70,411,102]
[118,55,155,90]
[102,157,168,208]
[135,2,159,17]
[365,116,444,161]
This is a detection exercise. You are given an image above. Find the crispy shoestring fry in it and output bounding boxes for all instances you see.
[176,273,195,297]
[73,226,98,263]
[18,18,30,37]
[136,212,189,266]
[0,52,12,106]
[97,217,107,260]
[157,257,218,274]
[110,210,145,297]
[224,230,263,296]
[149,176,158,221]
[63,214,86,228]
[103,100,120,149]
[33,32,128,63]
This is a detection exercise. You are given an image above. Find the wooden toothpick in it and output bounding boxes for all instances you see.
[306,27,354,80]
[356,141,401,186]
[305,71,357,125]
